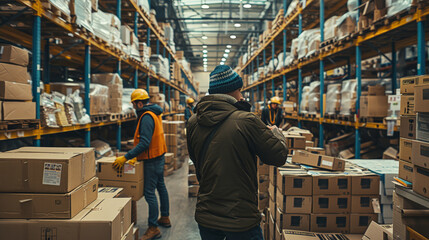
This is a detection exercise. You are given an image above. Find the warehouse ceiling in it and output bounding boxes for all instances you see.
[168,0,279,72]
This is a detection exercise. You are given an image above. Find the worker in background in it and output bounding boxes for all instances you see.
[187,65,288,240]
[261,96,283,127]
[185,97,195,122]
[112,89,170,240]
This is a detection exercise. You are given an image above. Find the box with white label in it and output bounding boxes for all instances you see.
[292,150,345,171]
[96,157,143,182]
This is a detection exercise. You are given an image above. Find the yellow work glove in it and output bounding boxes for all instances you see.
[112,156,127,171]
[126,158,137,166]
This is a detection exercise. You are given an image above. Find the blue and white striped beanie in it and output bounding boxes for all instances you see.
[208,65,243,94]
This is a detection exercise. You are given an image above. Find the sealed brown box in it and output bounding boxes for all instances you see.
[284,134,306,149]
[399,138,412,162]
[351,195,378,213]
[310,214,350,233]
[0,81,32,100]
[188,185,199,197]
[98,187,123,199]
[400,116,416,139]
[0,152,91,193]
[400,76,416,94]
[283,230,349,240]
[292,150,345,171]
[259,180,269,192]
[413,166,429,198]
[96,157,143,182]
[400,95,415,116]
[350,213,378,234]
[311,173,351,195]
[269,199,276,222]
[368,85,385,96]
[98,180,143,201]
[411,139,429,169]
[305,147,326,155]
[398,160,413,183]
[283,214,310,231]
[364,221,394,240]
[8,147,96,185]
[0,177,98,219]
[0,101,35,120]
[50,82,81,95]
[0,63,30,84]
[0,198,132,240]
[0,45,29,66]
[269,166,277,186]
[414,85,429,112]
[277,191,312,214]
[275,224,282,240]
[312,195,350,214]
[350,172,380,195]
[268,182,276,202]
[277,170,312,196]
[268,210,275,240]
[188,174,198,185]
[360,95,388,117]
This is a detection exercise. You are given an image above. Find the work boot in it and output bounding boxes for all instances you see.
[140,226,161,240]
[157,216,172,228]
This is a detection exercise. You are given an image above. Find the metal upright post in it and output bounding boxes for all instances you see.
[147,27,150,93]
[133,11,138,89]
[33,13,41,147]
[391,41,397,94]
[116,0,121,20]
[168,53,171,81]
[355,0,362,158]
[319,0,325,148]
[134,68,138,89]
[156,39,160,55]
[117,61,121,75]
[43,39,50,93]
[263,49,266,106]
[263,82,267,105]
[116,123,121,151]
[168,85,171,112]
[417,20,426,75]
[298,13,303,128]
[84,44,91,147]
[272,41,275,96]
[283,28,287,102]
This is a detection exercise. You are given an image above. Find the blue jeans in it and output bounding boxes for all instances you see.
[198,224,264,240]
[144,156,170,227]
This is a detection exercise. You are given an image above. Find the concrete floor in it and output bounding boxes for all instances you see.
[136,161,201,240]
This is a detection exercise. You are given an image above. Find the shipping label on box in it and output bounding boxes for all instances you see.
[96,157,143,182]
[411,139,429,169]
[400,116,416,139]
[414,85,429,112]
[98,187,124,199]
[310,214,350,233]
[292,150,345,171]
[417,112,429,142]
[0,177,98,219]
[311,172,351,195]
[0,81,32,100]
[276,170,312,196]
[312,195,351,214]
[98,179,143,201]
[351,195,379,213]
[350,213,378,234]
[399,138,413,162]
[398,160,413,183]
[351,172,380,195]
[400,95,415,116]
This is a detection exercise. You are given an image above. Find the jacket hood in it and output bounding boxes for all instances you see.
[138,103,164,116]
[195,94,238,127]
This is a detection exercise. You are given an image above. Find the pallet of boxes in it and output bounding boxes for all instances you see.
[92,73,123,120]
[163,120,187,175]
[393,74,429,239]
[0,147,137,240]
[0,45,36,128]
[188,160,199,197]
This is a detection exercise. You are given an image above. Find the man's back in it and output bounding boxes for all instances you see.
[187,94,288,232]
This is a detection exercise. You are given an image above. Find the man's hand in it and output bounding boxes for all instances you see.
[112,156,127,171]
[126,158,137,166]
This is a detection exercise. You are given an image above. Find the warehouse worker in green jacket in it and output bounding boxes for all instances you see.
[187,65,288,240]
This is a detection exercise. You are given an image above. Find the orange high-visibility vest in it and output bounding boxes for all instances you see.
[134,111,167,160]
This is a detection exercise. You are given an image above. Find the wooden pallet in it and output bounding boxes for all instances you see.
[91,114,108,123]
[109,113,122,122]
[42,1,71,23]
[337,114,354,122]
[0,119,40,131]
[359,116,384,123]
[325,114,337,120]
[121,112,136,120]
[320,38,337,48]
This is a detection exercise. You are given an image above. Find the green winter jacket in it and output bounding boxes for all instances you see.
[187,94,288,232]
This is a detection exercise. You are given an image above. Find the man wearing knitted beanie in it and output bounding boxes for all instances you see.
[187,65,288,239]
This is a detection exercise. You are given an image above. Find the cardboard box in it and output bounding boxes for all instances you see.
[400,117,416,141]
[310,214,350,233]
[96,157,143,182]
[282,214,310,231]
[399,138,412,162]
[0,45,29,66]
[0,81,32,100]
[312,195,351,214]
[0,63,30,84]
[398,160,413,183]
[269,166,277,186]
[269,182,276,202]
[417,112,429,142]
[413,165,429,198]
[0,177,98,219]
[122,223,134,240]
[292,150,345,171]
[400,76,417,94]
[188,185,199,197]
[98,187,123,199]
[8,147,96,185]
[285,134,306,149]
[350,214,378,234]
[411,139,429,169]
[277,192,312,214]
[400,95,415,116]
[383,147,398,160]
[311,173,351,195]
[351,195,379,213]
[283,230,349,240]
[414,85,429,112]
[0,152,91,193]
[275,224,282,240]
[305,147,326,155]
[277,171,312,196]
[0,198,132,240]
[360,95,388,117]
[120,25,132,45]
[268,211,275,240]
[363,221,393,240]
[0,101,35,120]
[188,174,198,185]
[98,180,143,201]
[368,85,385,96]
[351,172,380,195]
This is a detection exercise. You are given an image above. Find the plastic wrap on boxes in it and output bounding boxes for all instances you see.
[324,16,340,40]
[92,11,113,42]
[138,0,150,13]
[89,83,109,115]
[285,55,294,67]
[64,96,78,125]
[291,38,299,59]
[91,140,113,159]
[307,81,320,114]
[40,93,59,128]
[122,88,137,116]
[52,91,71,127]
[300,86,311,113]
[386,0,412,17]
[49,0,70,15]
[267,58,278,74]
[73,0,93,33]
[286,0,299,17]
[70,90,91,124]
[347,0,359,11]
[325,83,342,115]
[340,79,357,115]
[336,11,358,39]
[306,32,321,57]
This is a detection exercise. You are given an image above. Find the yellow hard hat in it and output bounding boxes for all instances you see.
[131,89,149,102]
[270,96,281,105]
[186,98,195,104]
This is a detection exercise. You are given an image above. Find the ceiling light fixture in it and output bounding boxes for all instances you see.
[234,23,241,28]
[202,35,208,40]
[203,45,207,48]
[222,58,226,61]
[202,23,209,27]
[220,62,225,65]
[223,53,228,58]
[243,3,251,8]
[227,45,232,48]
[203,58,208,62]
[201,4,209,9]
[203,54,207,57]
[203,50,208,53]
[230,35,236,39]
[225,49,230,53]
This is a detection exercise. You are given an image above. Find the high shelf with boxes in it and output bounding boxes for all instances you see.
[238,0,429,158]
[0,0,197,149]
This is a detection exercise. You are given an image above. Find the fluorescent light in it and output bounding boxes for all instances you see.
[203,50,208,53]
[243,3,251,8]
[202,23,209,27]
[203,45,207,48]
[230,35,236,39]
[225,49,230,53]
[202,35,208,40]
[227,45,232,48]
[222,58,226,61]
[234,23,241,28]
[201,4,209,9]
[203,54,207,57]
[203,58,208,62]
[220,62,225,65]
[223,53,228,58]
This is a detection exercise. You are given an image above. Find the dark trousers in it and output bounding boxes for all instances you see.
[198,224,264,240]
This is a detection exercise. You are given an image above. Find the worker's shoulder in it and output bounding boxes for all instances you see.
[230,110,259,122]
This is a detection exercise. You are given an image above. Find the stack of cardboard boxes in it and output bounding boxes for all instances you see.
[188,162,199,197]
[163,120,188,174]
[0,45,35,121]
[148,86,165,109]
[360,85,388,118]
[92,73,123,114]
[0,147,135,239]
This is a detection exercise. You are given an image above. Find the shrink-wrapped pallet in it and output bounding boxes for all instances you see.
[325,83,342,115]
